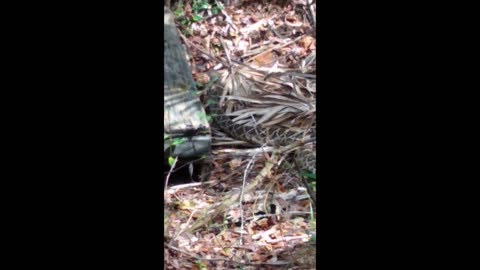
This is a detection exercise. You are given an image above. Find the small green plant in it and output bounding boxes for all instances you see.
[173,4,185,17]
[195,260,208,270]
[168,156,176,167]
[301,172,316,180]
[165,135,187,167]
[174,0,224,32]
[172,137,186,146]
[301,172,316,192]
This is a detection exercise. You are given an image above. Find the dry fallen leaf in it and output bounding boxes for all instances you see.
[253,51,276,66]
[229,158,242,168]
[299,36,315,50]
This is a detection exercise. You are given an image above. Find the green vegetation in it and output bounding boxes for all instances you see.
[174,0,225,30]
[165,136,187,167]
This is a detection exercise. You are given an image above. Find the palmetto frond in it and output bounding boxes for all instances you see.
[214,63,316,131]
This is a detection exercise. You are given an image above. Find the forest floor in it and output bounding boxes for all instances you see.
[164,1,316,269]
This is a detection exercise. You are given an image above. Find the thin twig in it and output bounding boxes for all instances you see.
[213,146,275,155]
[244,28,316,64]
[164,156,178,190]
[219,36,233,72]
[238,143,266,245]
[172,208,198,241]
[166,180,219,191]
[187,151,279,233]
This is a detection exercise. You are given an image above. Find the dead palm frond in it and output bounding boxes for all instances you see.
[214,63,316,131]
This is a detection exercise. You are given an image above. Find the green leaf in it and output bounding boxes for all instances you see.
[192,0,210,11]
[217,4,225,11]
[192,14,203,22]
[174,10,185,17]
[301,172,316,180]
[197,111,212,122]
[195,259,208,270]
[168,156,175,167]
[172,138,186,146]
[201,114,212,122]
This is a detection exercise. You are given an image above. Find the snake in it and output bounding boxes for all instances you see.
[207,83,316,174]
[164,6,315,174]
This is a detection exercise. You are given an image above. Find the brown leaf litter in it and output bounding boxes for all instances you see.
[165,1,316,269]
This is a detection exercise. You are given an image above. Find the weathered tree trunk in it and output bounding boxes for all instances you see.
[164,6,211,160]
